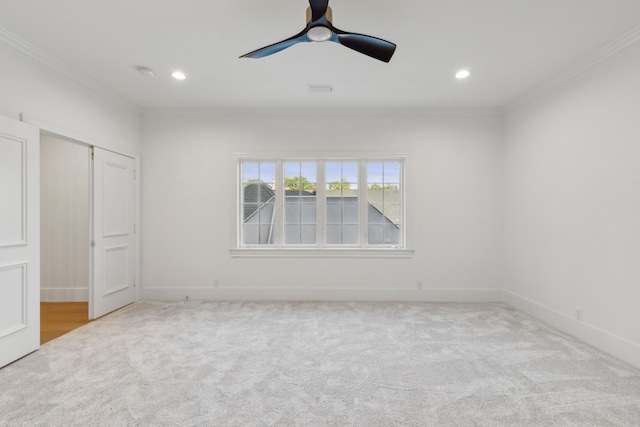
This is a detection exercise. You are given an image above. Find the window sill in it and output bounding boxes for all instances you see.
[229,248,415,259]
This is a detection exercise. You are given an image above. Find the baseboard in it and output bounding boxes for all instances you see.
[41,288,89,302]
[503,291,640,370]
[141,287,504,303]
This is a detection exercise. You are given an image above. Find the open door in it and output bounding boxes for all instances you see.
[91,147,135,319]
[0,115,40,368]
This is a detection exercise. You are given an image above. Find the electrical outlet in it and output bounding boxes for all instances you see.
[417,280,423,290]
[575,307,583,321]
[213,279,219,288]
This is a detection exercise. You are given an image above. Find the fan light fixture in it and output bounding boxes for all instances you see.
[240,0,396,63]
[171,71,186,80]
[307,26,332,42]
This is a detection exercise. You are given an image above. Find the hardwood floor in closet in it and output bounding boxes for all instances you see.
[41,302,90,344]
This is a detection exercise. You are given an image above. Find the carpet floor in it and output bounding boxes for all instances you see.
[1,301,639,426]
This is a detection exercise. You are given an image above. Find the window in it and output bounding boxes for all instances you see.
[238,157,407,254]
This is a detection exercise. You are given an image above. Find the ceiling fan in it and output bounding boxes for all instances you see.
[240,0,397,63]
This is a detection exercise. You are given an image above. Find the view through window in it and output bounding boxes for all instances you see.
[240,158,404,249]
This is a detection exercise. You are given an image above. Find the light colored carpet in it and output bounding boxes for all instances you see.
[1,301,639,426]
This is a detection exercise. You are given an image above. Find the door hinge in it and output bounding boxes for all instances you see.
[133,170,136,180]
[133,277,137,288]
[91,240,96,247]
[133,224,136,233]
[91,146,94,160]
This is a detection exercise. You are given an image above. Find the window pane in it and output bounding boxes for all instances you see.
[285,161,316,193]
[301,204,316,223]
[342,162,358,185]
[243,162,259,183]
[384,224,400,245]
[326,203,341,224]
[368,224,383,244]
[260,163,276,180]
[325,162,342,183]
[259,201,275,222]
[326,224,341,244]
[301,225,316,244]
[367,162,383,183]
[284,203,300,224]
[284,225,301,244]
[243,225,259,245]
[367,161,401,246]
[300,162,317,179]
[384,162,400,182]
[241,161,276,246]
[283,161,317,246]
[384,204,400,225]
[343,203,358,224]
[367,203,385,224]
[284,162,300,179]
[326,161,359,244]
[260,225,274,244]
[342,225,358,244]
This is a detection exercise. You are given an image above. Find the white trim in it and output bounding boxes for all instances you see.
[230,248,414,258]
[142,287,502,302]
[238,157,406,250]
[0,26,139,113]
[24,116,142,307]
[20,115,140,159]
[41,288,89,302]
[143,107,503,119]
[504,24,640,113]
[236,152,408,160]
[503,291,640,370]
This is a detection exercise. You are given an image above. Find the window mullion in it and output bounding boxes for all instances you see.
[317,160,326,248]
[275,160,284,248]
[359,159,368,248]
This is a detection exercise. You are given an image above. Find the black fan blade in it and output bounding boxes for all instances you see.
[240,30,308,59]
[335,32,396,63]
[309,0,329,22]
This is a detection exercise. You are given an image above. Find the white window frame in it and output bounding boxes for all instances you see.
[231,154,414,258]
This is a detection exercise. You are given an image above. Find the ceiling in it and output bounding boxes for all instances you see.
[0,0,639,110]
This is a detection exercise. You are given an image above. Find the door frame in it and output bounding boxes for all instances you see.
[21,115,141,318]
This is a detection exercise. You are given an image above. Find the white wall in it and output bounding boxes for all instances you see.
[40,135,90,302]
[503,42,640,366]
[0,37,142,304]
[0,40,141,155]
[141,111,504,301]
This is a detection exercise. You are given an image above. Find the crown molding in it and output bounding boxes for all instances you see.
[504,24,640,114]
[142,107,503,119]
[0,25,140,113]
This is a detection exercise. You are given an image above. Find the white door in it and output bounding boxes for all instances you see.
[91,147,135,319]
[0,115,39,368]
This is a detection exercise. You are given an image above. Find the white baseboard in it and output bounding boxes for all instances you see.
[141,287,504,303]
[503,291,640,370]
[41,288,88,302]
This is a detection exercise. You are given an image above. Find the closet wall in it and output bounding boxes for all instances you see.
[40,135,90,301]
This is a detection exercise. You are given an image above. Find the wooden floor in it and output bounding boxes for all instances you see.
[41,302,90,344]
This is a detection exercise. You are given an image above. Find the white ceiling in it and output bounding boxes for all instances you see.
[1,0,639,110]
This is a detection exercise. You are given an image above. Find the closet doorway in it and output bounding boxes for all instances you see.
[40,134,91,344]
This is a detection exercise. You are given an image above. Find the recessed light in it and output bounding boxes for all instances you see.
[171,71,186,80]
[456,69,471,79]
